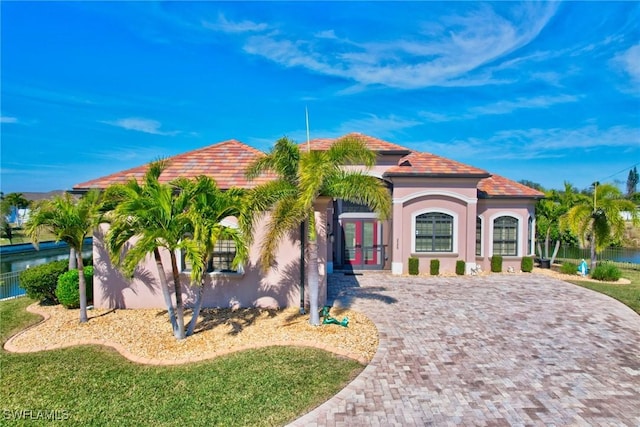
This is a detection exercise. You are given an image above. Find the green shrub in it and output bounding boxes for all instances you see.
[56,267,94,309]
[490,256,502,273]
[521,257,533,273]
[430,259,440,276]
[591,262,621,282]
[408,257,419,275]
[455,260,465,275]
[19,260,68,303]
[560,262,578,275]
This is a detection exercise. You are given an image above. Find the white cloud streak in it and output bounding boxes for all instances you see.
[425,124,639,161]
[1,116,18,123]
[202,13,269,33]
[234,3,559,89]
[612,44,640,85]
[419,94,579,122]
[102,118,180,136]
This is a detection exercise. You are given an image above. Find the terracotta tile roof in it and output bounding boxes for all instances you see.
[301,132,413,153]
[384,152,490,177]
[478,174,545,198]
[73,140,273,191]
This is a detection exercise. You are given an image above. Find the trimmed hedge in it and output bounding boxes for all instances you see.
[490,256,503,273]
[19,260,68,303]
[560,262,578,275]
[408,257,419,275]
[455,260,465,275]
[430,259,440,276]
[56,267,94,309]
[591,262,621,282]
[521,257,533,273]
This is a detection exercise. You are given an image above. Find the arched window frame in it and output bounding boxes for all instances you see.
[490,214,521,257]
[411,209,458,254]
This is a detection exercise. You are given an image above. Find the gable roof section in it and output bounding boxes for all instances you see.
[303,132,413,153]
[73,140,272,191]
[384,152,491,178]
[478,174,544,199]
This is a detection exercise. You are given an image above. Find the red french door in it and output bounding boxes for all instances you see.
[343,219,381,268]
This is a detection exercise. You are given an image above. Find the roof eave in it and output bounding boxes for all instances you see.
[384,172,491,179]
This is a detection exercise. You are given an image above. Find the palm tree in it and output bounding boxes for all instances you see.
[174,176,248,336]
[245,135,391,325]
[536,182,584,262]
[104,160,199,340]
[560,183,638,269]
[25,190,101,323]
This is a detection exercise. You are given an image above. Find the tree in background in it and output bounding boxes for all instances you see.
[25,190,102,323]
[0,193,13,243]
[4,192,31,226]
[626,166,639,198]
[244,135,391,326]
[560,183,638,269]
[535,182,583,263]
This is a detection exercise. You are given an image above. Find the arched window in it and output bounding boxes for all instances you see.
[415,212,453,252]
[493,216,518,256]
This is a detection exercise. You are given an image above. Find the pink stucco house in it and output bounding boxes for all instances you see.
[74,133,543,310]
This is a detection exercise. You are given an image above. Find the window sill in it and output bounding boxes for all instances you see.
[411,252,458,258]
[181,268,245,279]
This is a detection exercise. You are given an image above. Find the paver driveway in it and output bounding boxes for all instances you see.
[290,273,640,426]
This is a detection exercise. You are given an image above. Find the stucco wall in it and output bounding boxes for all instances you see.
[390,177,481,275]
[92,201,330,310]
[476,198,537,272]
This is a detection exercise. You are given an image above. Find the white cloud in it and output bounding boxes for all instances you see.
[203,13,269,33]
[337,114,422,138]
[469,94,579,116]
[419,94,579,122]
[240,3,559,89]
[612,44,640,84]
[0,116,18,124]
[102,118,180,136]
[425,124,639,161]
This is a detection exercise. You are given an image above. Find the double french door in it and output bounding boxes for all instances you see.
[342,219,383,269]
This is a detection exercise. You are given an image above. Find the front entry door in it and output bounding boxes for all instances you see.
[342,219,383,269]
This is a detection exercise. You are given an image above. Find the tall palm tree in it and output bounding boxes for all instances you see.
[174,176,248,337]
[25,190,101,323]
[104,160,199,340]
[245,135,391,325]
[560,183,638,269]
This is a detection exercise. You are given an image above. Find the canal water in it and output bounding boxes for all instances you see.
[0,240,93,274]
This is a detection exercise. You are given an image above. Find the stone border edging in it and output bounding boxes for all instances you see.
[3,303,370,366]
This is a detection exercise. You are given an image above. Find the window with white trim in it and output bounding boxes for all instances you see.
[415,212,453,252]
[493,216,518,256]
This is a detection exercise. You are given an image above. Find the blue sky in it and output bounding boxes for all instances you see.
[1,1,638,194]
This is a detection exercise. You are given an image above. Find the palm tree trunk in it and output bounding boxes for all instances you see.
[170,252,186,340]
[590,230,597,271]
[186,280,204,337]
[307,239,320,326]
[153,248,179,334]
[69,248,77,270]
[77,250,88,323]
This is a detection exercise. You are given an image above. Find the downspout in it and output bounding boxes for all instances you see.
[300,221,305,314]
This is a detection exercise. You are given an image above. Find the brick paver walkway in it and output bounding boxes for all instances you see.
[289,273,640,426]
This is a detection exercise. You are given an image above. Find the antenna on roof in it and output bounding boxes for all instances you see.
[305,106,310,153]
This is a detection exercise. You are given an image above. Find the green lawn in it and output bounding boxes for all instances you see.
[567,268,640,315]
[0,298,364,426]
